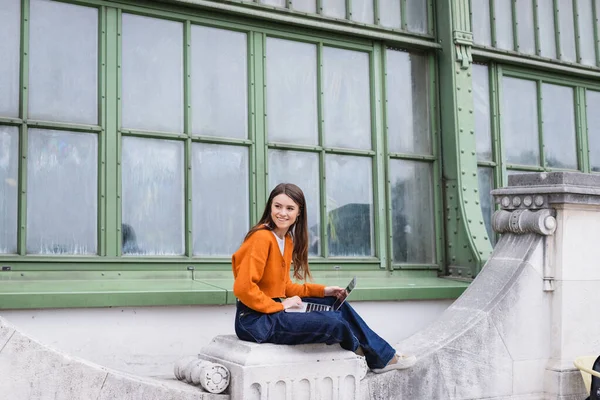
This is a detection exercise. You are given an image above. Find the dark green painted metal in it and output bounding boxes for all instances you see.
[575,87,588,171]
[512,0,518,52]
[374,0,380,25]
[537,80,546,168]
[17,0,30,256]
[317,42,328,259]
[401,0,407,31]
[99,6,107,257]
[184,20,193,257]
[253,32,267,216]
[346,0,351,21]
[554,0,561,59]
[105,7,119,257]
[437,0,492,278]
[490,0,498,48]
[427,0,434,36]
[380,46,393,270]
[574,0,582,64]
[371,43,386,268]
[387,152,436,161]
[248,32,258,224]
[593,0,600,66]
[430,52,445,270]
[489,63,504,192]
[534,0,541,56]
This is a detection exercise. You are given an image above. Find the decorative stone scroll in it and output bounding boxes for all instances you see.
[174,356,230,394]
[492,208,557,236]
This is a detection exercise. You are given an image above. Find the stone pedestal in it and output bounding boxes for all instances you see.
[197,335,367,400]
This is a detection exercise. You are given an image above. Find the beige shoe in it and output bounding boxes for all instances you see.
[371,353,417,374]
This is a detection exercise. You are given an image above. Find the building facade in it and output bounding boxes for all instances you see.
[0,0,598,309]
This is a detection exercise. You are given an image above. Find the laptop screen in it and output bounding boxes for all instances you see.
[332,276,357,311]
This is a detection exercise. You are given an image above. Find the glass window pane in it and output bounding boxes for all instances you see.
[390,160,435,264]
[501,77,540,165]
[494,0,514,50]
[0,0,20,118]
[323,0,346,18]
[122,14,183,133]
[587,90,600,172]
[472,0,492,46]
[323,47,371,150]
[386,50,430,154]
[477,167,495,245]
[260,0,286,7]
[29,0,97,124]
[538,0,557,58]
[326,155,373,257]
[266,38,318,145]
[542,84,577,169]
[27,129,97,254]
[0,126,18,254]
[516,0,536,54]
[406,0,428,33]
[268,150,321,256]
[293,0,317,13]
[191,25,247,139]
[121,137,184,255]
[577,0,596,66]
[558,0,577,62]
[193,144,248,256]
[379,0,401,29]
[473,64,493,161]
[352,0,374,24]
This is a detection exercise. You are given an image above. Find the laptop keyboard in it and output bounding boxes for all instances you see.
[305,302,332,312]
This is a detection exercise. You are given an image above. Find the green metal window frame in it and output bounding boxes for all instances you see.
[0,0,442,275]
[470,0,600,71]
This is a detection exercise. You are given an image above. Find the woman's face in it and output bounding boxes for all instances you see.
[270,193,300,235]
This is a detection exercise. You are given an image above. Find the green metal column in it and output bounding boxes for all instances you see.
[437,0,493,278]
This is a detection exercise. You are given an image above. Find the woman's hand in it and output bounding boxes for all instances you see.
[282,295,303,310]
[324,286,347,300]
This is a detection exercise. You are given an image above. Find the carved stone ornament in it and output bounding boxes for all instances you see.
[174,356,230,394]
[492,208,557,236]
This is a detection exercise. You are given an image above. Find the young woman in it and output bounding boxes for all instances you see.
[232,183,416,373]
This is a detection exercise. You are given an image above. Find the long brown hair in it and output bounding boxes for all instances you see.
[244,183,311,281]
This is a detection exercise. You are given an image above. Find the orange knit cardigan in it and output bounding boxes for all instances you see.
[232,228,325,313]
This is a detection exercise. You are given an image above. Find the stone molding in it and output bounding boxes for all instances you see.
[492,209,557,236]
[175,356,230,394]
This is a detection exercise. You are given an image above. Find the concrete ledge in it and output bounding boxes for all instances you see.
[0,316,227,400]
[198,335,368,400]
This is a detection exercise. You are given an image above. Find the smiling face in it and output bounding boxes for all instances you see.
[270,193,300,238]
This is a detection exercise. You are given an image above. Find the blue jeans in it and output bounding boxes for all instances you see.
[235,297,396,369]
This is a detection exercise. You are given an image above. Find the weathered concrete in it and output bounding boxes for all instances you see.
[0,316,227,400]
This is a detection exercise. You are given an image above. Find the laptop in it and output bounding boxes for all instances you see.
[285,276,356,313]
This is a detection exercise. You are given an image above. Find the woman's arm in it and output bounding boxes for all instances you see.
[283,273,326,298]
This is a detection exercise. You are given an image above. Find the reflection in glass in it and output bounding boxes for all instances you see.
[477,167,495,245]
[322,0,346,19]
[587,90,600,172]
[501,77,540,165]
[558,0,576,62]
[516,0,535,54]
[121,137,184,255]
[267,38,318,145]
[494,0,514,50]
[326,155,373,257]
[473,64,493,161]
[323,47,371,150]
[379,0,401,29]
[0,127,18,253]
[386,50,430,154]
[191,26,247,139]
[27,129,97,254]
[29,0,97,124]
[193,144,248,256]
[406,0,428,33]
[542,84,577,169]
[268,150,320,256]
[390,160,435,264]
[537,0,557,58]
[472,0,492,46]
[577,0,596,66]
[260,0,285,7]
[122,14,183,133]
[0,0,20,117]
[293,0,316,13]
[352,0,374,24]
